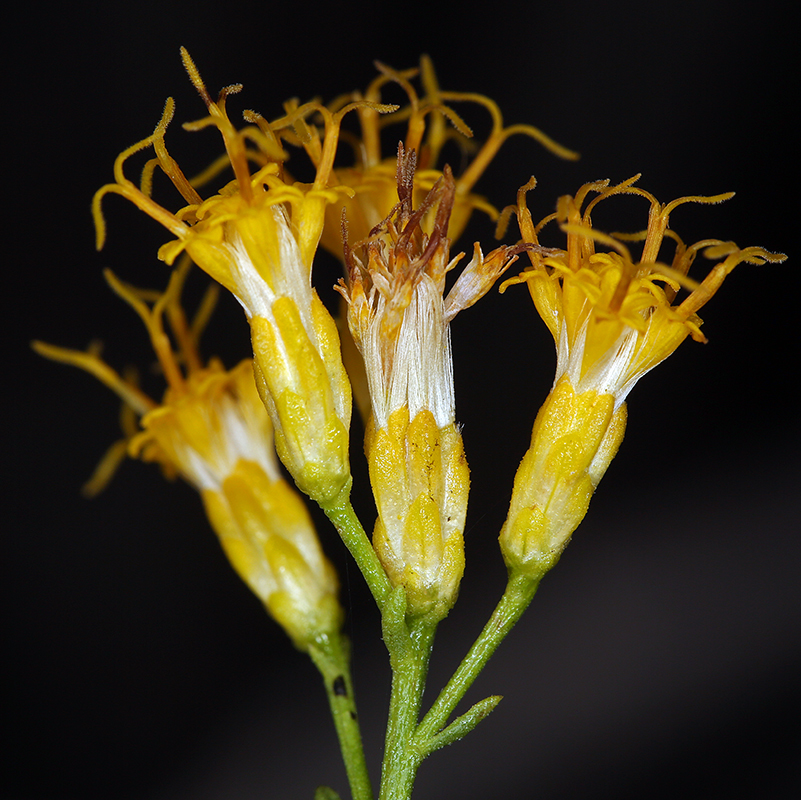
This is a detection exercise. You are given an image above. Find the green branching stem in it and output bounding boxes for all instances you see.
[414,571,541,751]
[378,595,437,800]
[309,631,374,800]
[321,496,544,799]
[321,494,391,608]
[314,788,343,800]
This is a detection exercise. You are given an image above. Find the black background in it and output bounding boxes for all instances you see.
[5,1,799,798]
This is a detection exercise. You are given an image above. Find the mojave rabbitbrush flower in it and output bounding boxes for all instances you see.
[497,175,787,577]
[35,43,790,800]
[337,145,526,620]
[33,259,342,649]
[92,48,399,509]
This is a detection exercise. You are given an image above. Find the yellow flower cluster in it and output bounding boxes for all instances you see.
[93,49,370,508]
[40,49,785,645]
[85,51,579,618]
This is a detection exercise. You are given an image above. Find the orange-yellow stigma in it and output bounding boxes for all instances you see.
[500,175,787,404]
[92,47,398,270]
[318,56,579,256]
[32,257,228,492]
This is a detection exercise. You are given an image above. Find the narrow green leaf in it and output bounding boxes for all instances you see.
[313,786,342,800]
[419,695,503,756]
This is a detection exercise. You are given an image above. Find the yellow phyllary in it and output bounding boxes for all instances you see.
[498,175,786,577]
[339,147,524,619]
[366,408,469,621]
[34,260,342,650]
[500,376,627,576]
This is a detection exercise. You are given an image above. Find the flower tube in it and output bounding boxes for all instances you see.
[313,58,578,425]
[498,176,786,578]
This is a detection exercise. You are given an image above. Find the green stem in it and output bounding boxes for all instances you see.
[414,571,541,749]
[309,631,374,800]
[378,618,436,800]
[322,495,391,608]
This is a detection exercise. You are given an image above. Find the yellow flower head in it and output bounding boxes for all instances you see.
[33,261,342,649]
[318,56,579,257]
[337,146,523,619]
[501,175,787,406]
[498,176,787,578]
[92,49,398,507]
